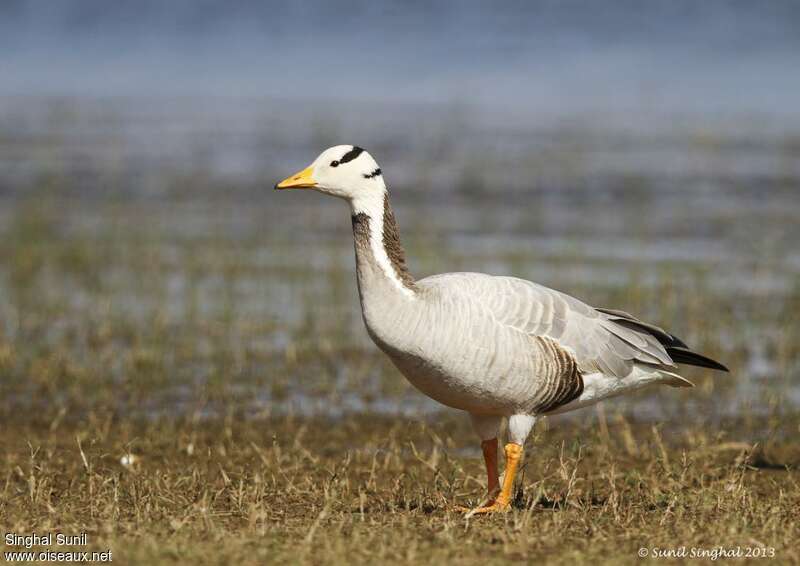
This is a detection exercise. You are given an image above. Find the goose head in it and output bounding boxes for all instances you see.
[275,145,385,205]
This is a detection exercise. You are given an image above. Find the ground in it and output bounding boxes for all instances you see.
[1,412,797,565]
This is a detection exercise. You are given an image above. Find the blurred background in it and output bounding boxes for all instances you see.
[0,0,798,426]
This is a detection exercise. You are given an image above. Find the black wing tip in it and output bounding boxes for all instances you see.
[667,347,729,372]
[596,307,728,372]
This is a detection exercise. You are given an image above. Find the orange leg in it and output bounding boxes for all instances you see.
[482,438,500,499]
[468,443,522,514]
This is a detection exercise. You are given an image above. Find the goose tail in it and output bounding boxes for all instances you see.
[596,308,729,372]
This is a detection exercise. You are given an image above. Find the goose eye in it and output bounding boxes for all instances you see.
[330,160,340,168]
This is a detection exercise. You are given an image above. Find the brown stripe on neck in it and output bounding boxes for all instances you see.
[381,193,417,291]
[351,212,371,254]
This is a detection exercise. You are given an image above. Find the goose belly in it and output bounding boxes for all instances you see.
[372,318,540,414]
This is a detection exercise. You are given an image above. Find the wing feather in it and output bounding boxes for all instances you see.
[418,272,675,379]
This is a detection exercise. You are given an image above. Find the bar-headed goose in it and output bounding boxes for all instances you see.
[275,145,728,514]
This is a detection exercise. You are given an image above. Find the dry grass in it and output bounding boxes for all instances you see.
[1,414,798,565]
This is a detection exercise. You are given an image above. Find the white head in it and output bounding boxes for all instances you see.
[275,145,385,211]
[276,145,416,297]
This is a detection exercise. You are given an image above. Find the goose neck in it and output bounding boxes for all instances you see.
[350,192,417,301]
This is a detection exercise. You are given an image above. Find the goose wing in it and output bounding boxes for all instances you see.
[418,272,675,379]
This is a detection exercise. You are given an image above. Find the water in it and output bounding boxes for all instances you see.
[1,1,799,121]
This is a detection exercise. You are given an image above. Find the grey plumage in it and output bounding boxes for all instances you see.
[419,272,678,377]
[356,242,726,417]
[596,308,729,372]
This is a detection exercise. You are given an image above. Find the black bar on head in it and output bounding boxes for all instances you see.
[339,146,364,164]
